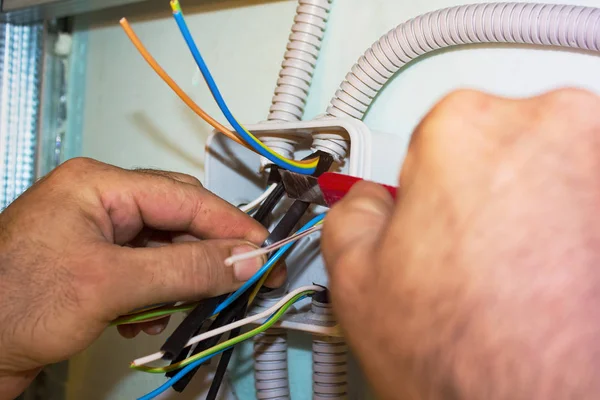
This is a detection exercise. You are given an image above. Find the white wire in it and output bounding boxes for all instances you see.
[239,183,278,213]
[224,224,323,266]
[131,285,324,367]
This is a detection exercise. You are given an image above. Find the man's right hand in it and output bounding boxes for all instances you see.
[322,88,600,399]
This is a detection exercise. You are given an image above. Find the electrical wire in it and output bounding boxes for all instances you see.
[132,291,309,374]
[248,270,270,306]
[132,285,323,367]
[119,18,253,151]
[111,302,197,326]
[212,213,325,315]
[253,182,285,227]
[239,183,278,214]
[169,0,319,175]
[225,223,322,266]
[137,350,226,400]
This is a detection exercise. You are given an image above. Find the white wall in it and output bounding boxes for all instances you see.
[75,0,600,398]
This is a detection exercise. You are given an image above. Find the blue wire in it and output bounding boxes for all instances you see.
[212,213,325,315]
[171,11,316,175]
[137,349,226,400]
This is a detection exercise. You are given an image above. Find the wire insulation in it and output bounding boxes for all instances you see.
[132,292,310,373]
[240,183,279,214]
[119,18,253,151]
[137,350,225,400]
[132,285,323,366]
[212,213,325,315]
[169,0,319,174]
[225,224,322,266]
[111,302,196,326]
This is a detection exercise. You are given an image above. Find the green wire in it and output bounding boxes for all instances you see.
[111,303,197,326]
[131,291,312,373]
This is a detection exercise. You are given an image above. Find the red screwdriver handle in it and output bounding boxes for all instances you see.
[318,172,397,207]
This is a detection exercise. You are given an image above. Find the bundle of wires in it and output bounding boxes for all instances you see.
[117,2,335,398]
[132,214,325,399]
[136,286,321,400]
[119,1,319,175]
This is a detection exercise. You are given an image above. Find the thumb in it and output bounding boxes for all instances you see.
[322,181,395,285]
[105,239,265,314]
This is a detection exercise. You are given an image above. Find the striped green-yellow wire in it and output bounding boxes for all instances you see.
[111,303,197,326]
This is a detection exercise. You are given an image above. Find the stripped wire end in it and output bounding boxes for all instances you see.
[224,224,323,267]
[170,0,182,13]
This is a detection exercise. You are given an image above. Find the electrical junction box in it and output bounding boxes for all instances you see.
[205,117,407,333]
[205,118,407,399]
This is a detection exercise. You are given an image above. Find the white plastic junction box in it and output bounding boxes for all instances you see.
[205,117,407,335]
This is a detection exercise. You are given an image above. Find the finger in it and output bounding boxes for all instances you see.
[102,239,266,315]
[322,182,395,283]
[139,316,171,335]
[263,261,287,289]
[173,230,286,288]
[92,165,268,245]
[171,233,201,243]
[117,324,142,339]
[135,169,202,187]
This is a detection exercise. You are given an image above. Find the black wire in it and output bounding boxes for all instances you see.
[165,151,334,393]
[205,326,242,400]
[263,200,310,247]
[171,295,250,391]
[160,295,227,360]
[197,152,335,394]
[253,182,285,226]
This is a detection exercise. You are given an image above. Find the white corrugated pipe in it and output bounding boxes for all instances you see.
[253,289,291,400]
[260,0,332,165]
[313,2,600,160]
[254,327,291,399]
[254,0,333,397]
[311,296,348,400]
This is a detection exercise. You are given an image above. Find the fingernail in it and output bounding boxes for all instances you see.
[146,322,167,335]
[231,245,265,281]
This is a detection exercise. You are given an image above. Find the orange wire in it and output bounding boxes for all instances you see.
[119,18,253,151]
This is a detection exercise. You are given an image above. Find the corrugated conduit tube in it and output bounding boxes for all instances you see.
[254,1,332,399]
[260,0,332,165]
[311,296,348,400]
[313,2,600,160]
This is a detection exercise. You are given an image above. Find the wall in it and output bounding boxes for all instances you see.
[74,0,600,398]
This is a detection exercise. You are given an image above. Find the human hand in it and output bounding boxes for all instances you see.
[322,89,600,399]
[0,158,278,399]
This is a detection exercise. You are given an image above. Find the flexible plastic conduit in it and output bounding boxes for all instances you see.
[253,286,291,400]
[260,0,332,161]
[311,298,348,400]
[313,2,600,160]
[254,0,332,396]
[254,327,291,399]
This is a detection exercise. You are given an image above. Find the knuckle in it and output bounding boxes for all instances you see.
[51,157,101,180]
[187,244,224,295]
[543,87,598,105]
[434,89,495,118]
[136,169,203,187]
[413,90,501,156]
[539,88,600,118]
[59,157,99,173]
[177,173,202,187]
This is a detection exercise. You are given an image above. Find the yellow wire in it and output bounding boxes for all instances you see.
[248,271,270,305]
